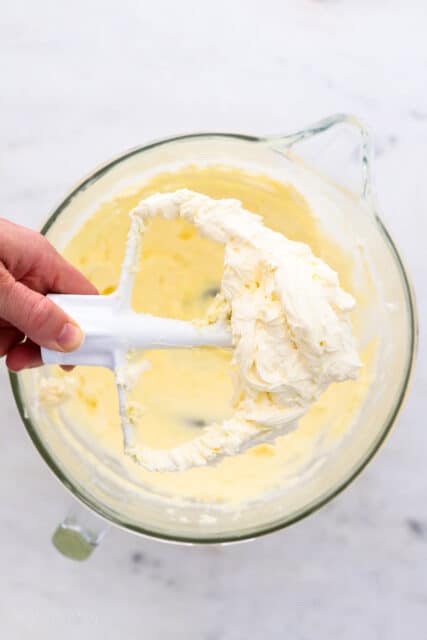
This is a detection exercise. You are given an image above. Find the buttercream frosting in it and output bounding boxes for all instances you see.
[120,190,361,471]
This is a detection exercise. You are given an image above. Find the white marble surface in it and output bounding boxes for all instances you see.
[1,1,426,637]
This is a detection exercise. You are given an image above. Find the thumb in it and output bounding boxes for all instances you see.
[0,279,83,351]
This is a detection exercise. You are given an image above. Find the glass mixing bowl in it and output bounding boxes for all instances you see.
[9,114,417,554]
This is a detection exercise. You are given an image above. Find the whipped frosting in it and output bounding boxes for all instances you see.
[120,190,361,472]
[38,375,76,407]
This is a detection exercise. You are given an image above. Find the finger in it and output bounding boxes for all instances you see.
[0,221,98,296]
[0,280,84,352]
[6,340,42,371]
[47,247,98,296]
[33,234,98,296]
[0,327,25,357]
[6,340,75,373]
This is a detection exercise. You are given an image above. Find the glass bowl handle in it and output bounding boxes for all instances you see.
[264,113,375,205]
[52,502,109,561]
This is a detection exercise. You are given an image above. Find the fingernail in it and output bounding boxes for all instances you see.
[57,323,83,351]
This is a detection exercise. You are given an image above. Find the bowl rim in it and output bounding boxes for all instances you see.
[9,126,419,545]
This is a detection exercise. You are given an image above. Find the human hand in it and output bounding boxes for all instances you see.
[0,218,97,371]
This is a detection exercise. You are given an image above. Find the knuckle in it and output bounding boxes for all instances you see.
[27,295,53,334]
[30,231,50,258]
[0,267,15,314]
[0,263,12,288]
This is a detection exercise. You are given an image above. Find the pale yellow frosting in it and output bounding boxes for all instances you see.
[120,189,360,471]
[39,165,375,505]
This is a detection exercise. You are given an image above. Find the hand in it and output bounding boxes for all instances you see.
[0,218,97,371]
